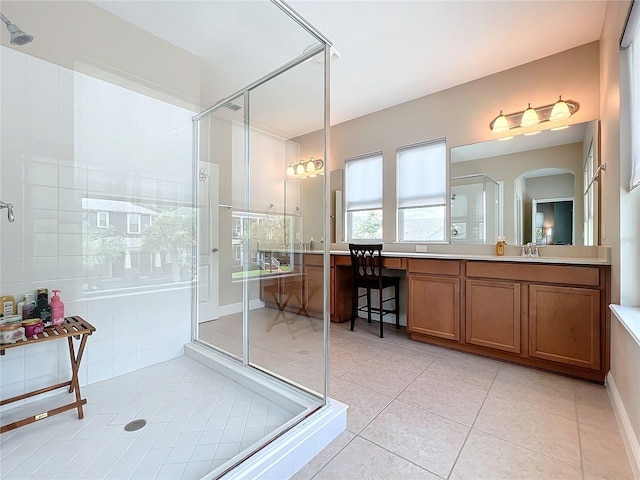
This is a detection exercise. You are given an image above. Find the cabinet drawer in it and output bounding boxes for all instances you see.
[304,253,324,266]
[466,262,600,287]
[408,259,460,276]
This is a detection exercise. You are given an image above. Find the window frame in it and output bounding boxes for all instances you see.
[127,213,141,234]
[96,211,109,228]
[344,152,384,242]
[395,138,449,243]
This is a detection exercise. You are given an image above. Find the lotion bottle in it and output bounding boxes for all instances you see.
[50,290,65,326]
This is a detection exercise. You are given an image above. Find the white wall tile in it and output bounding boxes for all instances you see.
[0,257,25,283]
[58,256,84,280]
[87,359,113,384]
[28,185,58,210]
[23,350,59,380]
[26,55,58,94]
[28,233,58,257]
[59,165,87,190]
[58,211,83,234]
[58,233,83,256]
[0,355,25,385]
[58,141,75,166]
[25,256,58,282]
[112,353,137,377]
[58,188,84,212]
[29,209,59,234]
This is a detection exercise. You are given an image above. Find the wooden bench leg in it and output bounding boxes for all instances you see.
[67,334,89,419]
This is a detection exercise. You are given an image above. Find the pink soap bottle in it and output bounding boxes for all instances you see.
[50,290,65,326]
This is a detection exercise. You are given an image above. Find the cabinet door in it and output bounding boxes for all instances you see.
[279,274,304,309]
[408,275,460,341]
[304,265,324,313]
[466,280,521,354]
[529,285,600,370]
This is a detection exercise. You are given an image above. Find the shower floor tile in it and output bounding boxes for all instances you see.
[0,355,302,480]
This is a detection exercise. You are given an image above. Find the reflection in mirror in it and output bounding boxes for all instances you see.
[451,120,599,245]
[451,174,501,244]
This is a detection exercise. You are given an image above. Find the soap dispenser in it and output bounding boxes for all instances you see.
[50,290,65,326]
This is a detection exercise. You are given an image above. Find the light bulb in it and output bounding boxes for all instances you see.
[306,160,316,173]
[286,164,295,176]
[550,96,571,121]
[492,110,510,133]
[520,103,539,128]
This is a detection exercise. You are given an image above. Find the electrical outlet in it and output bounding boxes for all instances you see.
[415,244,428,253]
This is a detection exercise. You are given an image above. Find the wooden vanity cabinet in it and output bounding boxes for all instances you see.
[407,259,461,341]
[303,254,324,316]
[465,279,521,354]
[528,284,600,370]
[407,259,610,383]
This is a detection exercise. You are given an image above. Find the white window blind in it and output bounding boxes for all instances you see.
[623,1,640,191]
[345,153,382,211]
[397,140,447,208]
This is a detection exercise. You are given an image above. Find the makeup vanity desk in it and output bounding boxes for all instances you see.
[329,251,611,383]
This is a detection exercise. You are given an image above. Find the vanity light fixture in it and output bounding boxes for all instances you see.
[490,97,579,134]
[286,156,324,179]
[520,103,539,128]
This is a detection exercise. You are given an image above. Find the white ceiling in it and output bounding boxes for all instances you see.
[92,0,607,136]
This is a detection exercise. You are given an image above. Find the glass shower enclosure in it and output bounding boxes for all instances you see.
[451,174,502,243]
[191,1,331,475]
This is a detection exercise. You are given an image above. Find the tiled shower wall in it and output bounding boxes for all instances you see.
[0,46,195,407]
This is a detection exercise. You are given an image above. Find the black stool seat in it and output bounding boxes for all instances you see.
[349,243,400,338]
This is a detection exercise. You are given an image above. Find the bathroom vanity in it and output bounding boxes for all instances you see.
[330,251,611,383]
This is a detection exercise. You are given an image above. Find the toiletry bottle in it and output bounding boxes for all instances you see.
[21,293,35,320]
[33,289,52,327]
[310,237,315,250]
[50,290,65,326]
[1,295,15,317]
[496,236,505,256]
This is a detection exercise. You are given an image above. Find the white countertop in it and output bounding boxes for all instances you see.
[328,250,610,265]
[260,246,610,265]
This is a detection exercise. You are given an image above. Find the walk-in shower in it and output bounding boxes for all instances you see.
[451,173,502,243]
[0,12,33,45]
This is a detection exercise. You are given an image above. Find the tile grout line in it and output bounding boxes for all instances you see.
[444,359,500,479]
[573,379,587,480]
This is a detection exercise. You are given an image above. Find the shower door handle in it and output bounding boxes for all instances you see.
[211,248,219,253]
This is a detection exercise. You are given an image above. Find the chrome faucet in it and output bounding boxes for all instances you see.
[522,242,539,257]
[0,201,14,223]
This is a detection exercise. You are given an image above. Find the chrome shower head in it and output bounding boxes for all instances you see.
[0,12,33,46]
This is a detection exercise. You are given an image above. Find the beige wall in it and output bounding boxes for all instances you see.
[599,0,640,466]
[0,1,201,110]
[297,42,600,244]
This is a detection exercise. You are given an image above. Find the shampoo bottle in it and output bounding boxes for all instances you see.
[21,293,35,320]
[50,290,65,326]
[34,289,52,327]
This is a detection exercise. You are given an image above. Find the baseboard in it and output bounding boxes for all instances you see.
[607,372,640,478]
[216,299,265,318]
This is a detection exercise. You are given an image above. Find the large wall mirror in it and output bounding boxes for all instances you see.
[451,120,600,246]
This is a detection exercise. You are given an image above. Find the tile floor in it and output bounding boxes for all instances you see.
[294,317,635,480]
[0,355,301,480]
[1,310,635,480]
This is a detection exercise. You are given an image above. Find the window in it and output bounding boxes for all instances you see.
[345,153,383,241]
[396,139,447,241]
[96,211,109,228]
[127,213,141,234]
[623,1,640,191]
